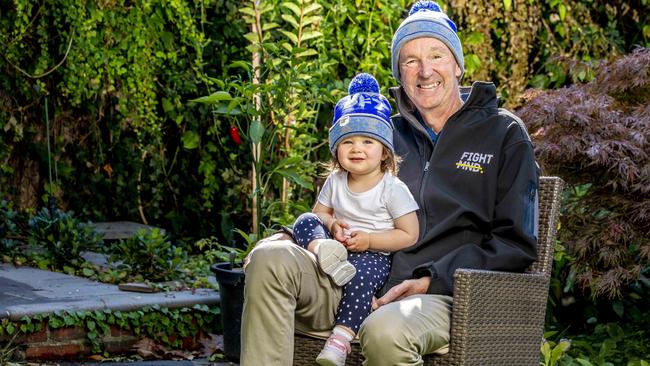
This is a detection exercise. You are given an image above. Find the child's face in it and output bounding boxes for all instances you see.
[336,135,387,176]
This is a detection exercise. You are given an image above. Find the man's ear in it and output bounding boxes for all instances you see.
[455,64,462,79]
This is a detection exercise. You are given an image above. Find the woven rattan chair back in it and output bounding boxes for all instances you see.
[528,176,564,277]
[293,176,564,366]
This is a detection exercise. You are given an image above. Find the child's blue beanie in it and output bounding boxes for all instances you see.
[329,73,393,155]
[391,1,464,84]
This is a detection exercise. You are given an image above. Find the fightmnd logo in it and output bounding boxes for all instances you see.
[456,151,494,174]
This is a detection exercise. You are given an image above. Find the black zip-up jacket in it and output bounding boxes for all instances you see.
[381,82,539,296]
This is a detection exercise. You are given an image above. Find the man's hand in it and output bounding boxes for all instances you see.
[344,231,370,252]
[372,276,431,310]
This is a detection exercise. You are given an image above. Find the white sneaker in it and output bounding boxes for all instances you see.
[316,333,351,366]
[315,239,356,286]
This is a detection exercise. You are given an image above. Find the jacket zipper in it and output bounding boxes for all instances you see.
[417,108,459,233]
[419,141,435,232]
[406,88,473,237]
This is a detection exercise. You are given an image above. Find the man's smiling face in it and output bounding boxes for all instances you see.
[399,37,462,123]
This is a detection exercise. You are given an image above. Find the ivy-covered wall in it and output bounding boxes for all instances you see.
[0,305,219,360]
[1,0,246,241]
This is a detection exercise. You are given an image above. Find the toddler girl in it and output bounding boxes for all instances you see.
[292,73,419,366]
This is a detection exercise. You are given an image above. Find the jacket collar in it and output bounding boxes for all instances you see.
[389,81,499,131]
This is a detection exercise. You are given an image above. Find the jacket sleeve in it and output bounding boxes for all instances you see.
[413,132,540,296]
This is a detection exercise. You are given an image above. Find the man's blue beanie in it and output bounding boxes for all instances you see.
[329,73,393,155]
[391,1,464,84]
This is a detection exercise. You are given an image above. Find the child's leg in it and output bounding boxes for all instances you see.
[316,252,390,366]
[292,213,356,286]
[292,213,330,250]
[335,251,391,334]
[316,325,353,366]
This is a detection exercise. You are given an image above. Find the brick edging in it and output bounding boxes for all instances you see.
[4,324,200,361]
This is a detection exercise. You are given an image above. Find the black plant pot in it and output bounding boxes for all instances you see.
[211,261,246,361]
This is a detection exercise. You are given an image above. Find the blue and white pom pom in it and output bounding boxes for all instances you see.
[348,73,380,95]
[409,0,442,15]
[409,1,457,32]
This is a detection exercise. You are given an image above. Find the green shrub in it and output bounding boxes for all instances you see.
[544,322,650,366]
[27,207,103,268]
[109,228,184,282]
[0,200,21,255]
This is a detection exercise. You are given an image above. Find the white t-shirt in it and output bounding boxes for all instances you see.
[317,170,419,234]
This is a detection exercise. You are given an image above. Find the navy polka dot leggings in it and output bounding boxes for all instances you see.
[293,213,391,333]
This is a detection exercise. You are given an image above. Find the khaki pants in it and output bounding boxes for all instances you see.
[240,238,452,366]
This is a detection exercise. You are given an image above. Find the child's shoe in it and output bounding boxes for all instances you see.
[315,333,351,366]
[315,239,356,286]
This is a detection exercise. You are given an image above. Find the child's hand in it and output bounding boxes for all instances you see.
[345,231,370,252]
[329,219,350,243]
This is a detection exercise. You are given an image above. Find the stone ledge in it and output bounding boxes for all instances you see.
[1,264,220,321]
[90,221,165,241]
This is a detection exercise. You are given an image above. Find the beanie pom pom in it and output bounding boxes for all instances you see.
[409,1,442,16]
[348,73,380,94]
[407,1,456,32]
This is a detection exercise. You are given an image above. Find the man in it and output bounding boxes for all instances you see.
[240,1,539,365]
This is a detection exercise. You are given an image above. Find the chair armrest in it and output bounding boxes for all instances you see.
[446,269,549,365]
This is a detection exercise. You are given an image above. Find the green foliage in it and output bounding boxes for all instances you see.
[0,105,23,198]
[2,0,647,247]
[194,236,245,264]
[75,260,130,285]
[109,228,184,282]
[448,0,648,106]
[192,0,329,241]
[543,322,650,365]
[450,0,543,105]
[317,0,405,89]
[0,0,231,241]
[528,0,629,90]
[27,206,103,268]
[0,306,219,355]
[541,337,572,366]
[1,203,218,288]
[2,0,210,130]
[0,200,21,254]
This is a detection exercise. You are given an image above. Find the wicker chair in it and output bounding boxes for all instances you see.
[293,176,564,366]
